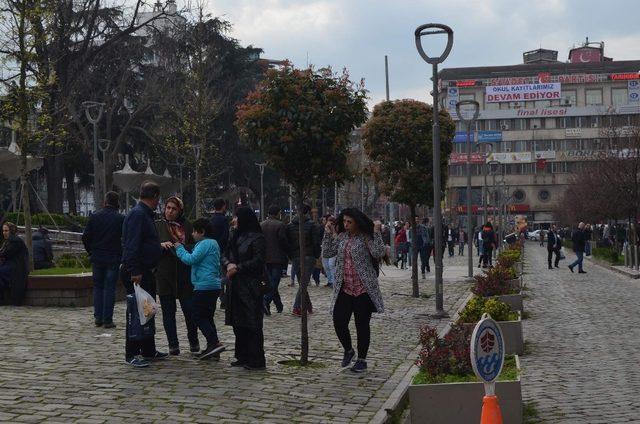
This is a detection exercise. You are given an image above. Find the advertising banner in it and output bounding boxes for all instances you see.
[453,131,502,143]
[534,150,556,160]
[450,152,486,164]
[485,83,562,103]
[486,152,532,163]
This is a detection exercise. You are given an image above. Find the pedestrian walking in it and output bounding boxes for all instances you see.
[261,205,288,315]
[547,224,562,269]
[121,181,167,368]
[82,192,125,328]
[174,218,226,361]
[154,196,200,355]
[394,223,407,269]
[445,225,457,257]
[417,218,433,278]
[322,208,385,373]
[209,198,229,308]
[458,228,467,256]
[539,230,545,247]
[568,222,587,274]
[475,227,484,267]
[481,223,496,268]
[287,204,322,316]
[0,222,28,305]
[223,207,267,370]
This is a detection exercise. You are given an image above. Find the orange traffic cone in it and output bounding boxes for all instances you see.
[480,395,503,424]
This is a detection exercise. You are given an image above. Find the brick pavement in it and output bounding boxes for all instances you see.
[0,253,472,423]
[520,243,640,423]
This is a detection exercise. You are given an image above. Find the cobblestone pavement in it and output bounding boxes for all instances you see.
[520,243,640,423]
[0,254,472,423]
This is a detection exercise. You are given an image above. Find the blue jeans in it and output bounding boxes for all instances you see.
[92,263,119,323]
[159,294,199,349]
[569,251,584,271]
[322,257,336,285]
[264,264,284,312]
[193,290,221,347]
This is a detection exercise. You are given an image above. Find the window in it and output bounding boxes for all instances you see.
[561,90,577,106]
[485,101,499,111]
[586,89,603,105]
[557,117,567,128]
[501,141,513,152]
[575,117,584,128]
[530,118,542,129]
[513,189,526,203]
[535,100,551,108]
[612,88,628,106]
[454,143,466,153]
[460,93,475,101]
[513,140,528,152]
[590,116,600,128]
[545,118,556,129]
[485,120,498,130]
[565,140,578,150]
[499,119,510,130]
[536,140,552,151]
[552,162,569,173]
[514,119,526,130]
[538,190,551,202]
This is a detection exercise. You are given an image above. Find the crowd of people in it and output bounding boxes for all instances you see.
[78,181,386,372]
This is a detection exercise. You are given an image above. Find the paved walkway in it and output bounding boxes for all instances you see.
[520,243,640,423]
[0,254,472,423]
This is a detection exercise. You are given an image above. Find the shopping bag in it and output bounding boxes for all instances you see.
[126,294,155,341]
[133,284,158,325]
[559,247,566,260]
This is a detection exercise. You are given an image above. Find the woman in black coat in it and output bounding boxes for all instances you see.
[0,222,29,305]
[222,207,267,370]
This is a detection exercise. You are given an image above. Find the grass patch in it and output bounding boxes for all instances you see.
[31,267,90,276]
[277,359,326,369]
[523,400,545,423]
[413,355,518,385]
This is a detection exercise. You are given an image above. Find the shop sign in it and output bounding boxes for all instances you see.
[486,152,532,163]
[565,128,582,138]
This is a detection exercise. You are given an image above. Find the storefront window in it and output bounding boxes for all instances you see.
[586,89,603,105]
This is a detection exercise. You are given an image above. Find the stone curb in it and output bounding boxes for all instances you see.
[584,255,640,279]
[369,290,475,424]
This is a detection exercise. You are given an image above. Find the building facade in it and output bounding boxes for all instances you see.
[440,42,640,228]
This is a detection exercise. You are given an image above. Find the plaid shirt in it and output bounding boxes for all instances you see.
[342,236,367,297]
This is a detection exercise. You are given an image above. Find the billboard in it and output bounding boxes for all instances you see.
[485,83,562,103]
[453,131,502,143]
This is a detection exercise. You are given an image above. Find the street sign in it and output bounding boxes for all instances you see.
[471,313,505,385]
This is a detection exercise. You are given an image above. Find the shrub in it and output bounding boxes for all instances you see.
[416,324,473,378]
[471,266,518,297]
[592,247,622,265]
[458,296,518,323]
[56,253,90,269]
[3,212,87,229]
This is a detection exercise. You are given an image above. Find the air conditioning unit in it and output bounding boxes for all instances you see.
[561,98,572,106]
[501,124,510,130]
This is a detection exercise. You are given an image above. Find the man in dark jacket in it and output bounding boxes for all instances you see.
[287,205,321,316]
[32,227,54,270]
[154,196,199,355]
[261,205,288,315]
[547,224,562,269]
[417,218,433,278]
[121,182,166,367]
[568,222,587,274]
[82,192,124,328]
[210,198,229,307]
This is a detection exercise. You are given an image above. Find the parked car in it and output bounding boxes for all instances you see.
[528,229,542,241]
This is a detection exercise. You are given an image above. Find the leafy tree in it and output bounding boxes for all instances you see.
[236,66,367,364]
[362,99,455,297]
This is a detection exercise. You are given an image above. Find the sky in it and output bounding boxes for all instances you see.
[202,0,640,108]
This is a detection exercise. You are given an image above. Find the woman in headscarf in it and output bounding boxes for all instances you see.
[0,222,28,305]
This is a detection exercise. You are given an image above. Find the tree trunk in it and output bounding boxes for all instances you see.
[410,204,419,297]
[64,165,77,215]
[296,191,309,365]
[44,156,64,213]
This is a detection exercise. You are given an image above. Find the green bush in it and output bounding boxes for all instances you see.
[458,296,518,324]
[3,212,87,228]
[592,247,622,265]
[56,253,90,268]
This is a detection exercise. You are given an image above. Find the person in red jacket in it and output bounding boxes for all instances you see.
[394,223,408,270]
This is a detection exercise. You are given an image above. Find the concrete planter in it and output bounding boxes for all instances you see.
[26,273,126,307]
[408,357,522,424]
[508,278,521,292]
[463,314,524,355]
[493,292,524,312]
[514,261,523,275]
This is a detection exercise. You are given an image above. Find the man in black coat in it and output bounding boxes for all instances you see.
[568,222,587,274]
[82,192,124,328]
[261,205,288,315]
[32,227,54,270]
[121,182,165,367]
[287,205,321,316]
[546,224,562,269]
[210,198,229,308]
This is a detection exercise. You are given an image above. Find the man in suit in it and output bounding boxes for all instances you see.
[547,224,562,269]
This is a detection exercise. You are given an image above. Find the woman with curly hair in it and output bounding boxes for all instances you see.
[322,208,385,373]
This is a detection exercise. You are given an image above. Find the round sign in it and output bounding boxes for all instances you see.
[470,314,505,383]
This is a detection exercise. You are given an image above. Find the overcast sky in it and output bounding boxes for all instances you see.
[204,0,640,108]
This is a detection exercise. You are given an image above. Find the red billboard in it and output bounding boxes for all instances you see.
[569,47,601,63]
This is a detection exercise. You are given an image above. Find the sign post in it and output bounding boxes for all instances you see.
[471,313,505,424]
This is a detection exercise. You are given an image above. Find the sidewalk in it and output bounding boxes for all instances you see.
[0,254,472,423]
[520,243,640,422]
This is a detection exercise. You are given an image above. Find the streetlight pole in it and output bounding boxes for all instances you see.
[82,101,105,208]
[415,23,454,317]
[456,100,479,279]
[334,181,338,216]
[97,139,111,196]
[176,155,186,196]
[255,162,266,221]
[385,54,396,262]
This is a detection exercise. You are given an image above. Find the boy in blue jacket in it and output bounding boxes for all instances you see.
[174,218,226,360]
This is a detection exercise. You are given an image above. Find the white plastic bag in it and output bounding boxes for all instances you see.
[134,284,158,325]
[559,247,566,260]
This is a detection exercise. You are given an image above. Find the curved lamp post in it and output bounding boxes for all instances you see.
[415,23,453,317]
[456,100,479,278]
[82,101,105,208]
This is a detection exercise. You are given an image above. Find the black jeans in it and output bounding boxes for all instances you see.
[159,294,199,349]
[264,264,284,312]
[483,248,493,267]
[233,326,265,367]
[547,249,560,268]
[447,241,455,257]
[333,290,375,360]
[193,290,221,347]
[419,246,431,274]
[122,269,157,360]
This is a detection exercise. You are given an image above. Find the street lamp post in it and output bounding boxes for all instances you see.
[456,100,479,279]
[82,101,105,208]
[255,162,266,221]
[415,23,454,317]
[97,139,111,196]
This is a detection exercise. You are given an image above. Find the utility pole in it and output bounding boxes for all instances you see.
[386,55,396,262]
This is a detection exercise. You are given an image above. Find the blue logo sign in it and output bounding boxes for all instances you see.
[629,80,639,88]
[630,92,639,101]
[448,87,459,96]
[471,316,505,383]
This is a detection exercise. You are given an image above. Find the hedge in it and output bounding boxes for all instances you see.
[2,212,88,228]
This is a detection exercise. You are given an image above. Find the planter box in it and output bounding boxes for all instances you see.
[514,261,523,275]
[508,278,521,292]
[463,315,524,355]
[494,293,524,312]
[25,273,126,307]
[409,357,522,424]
